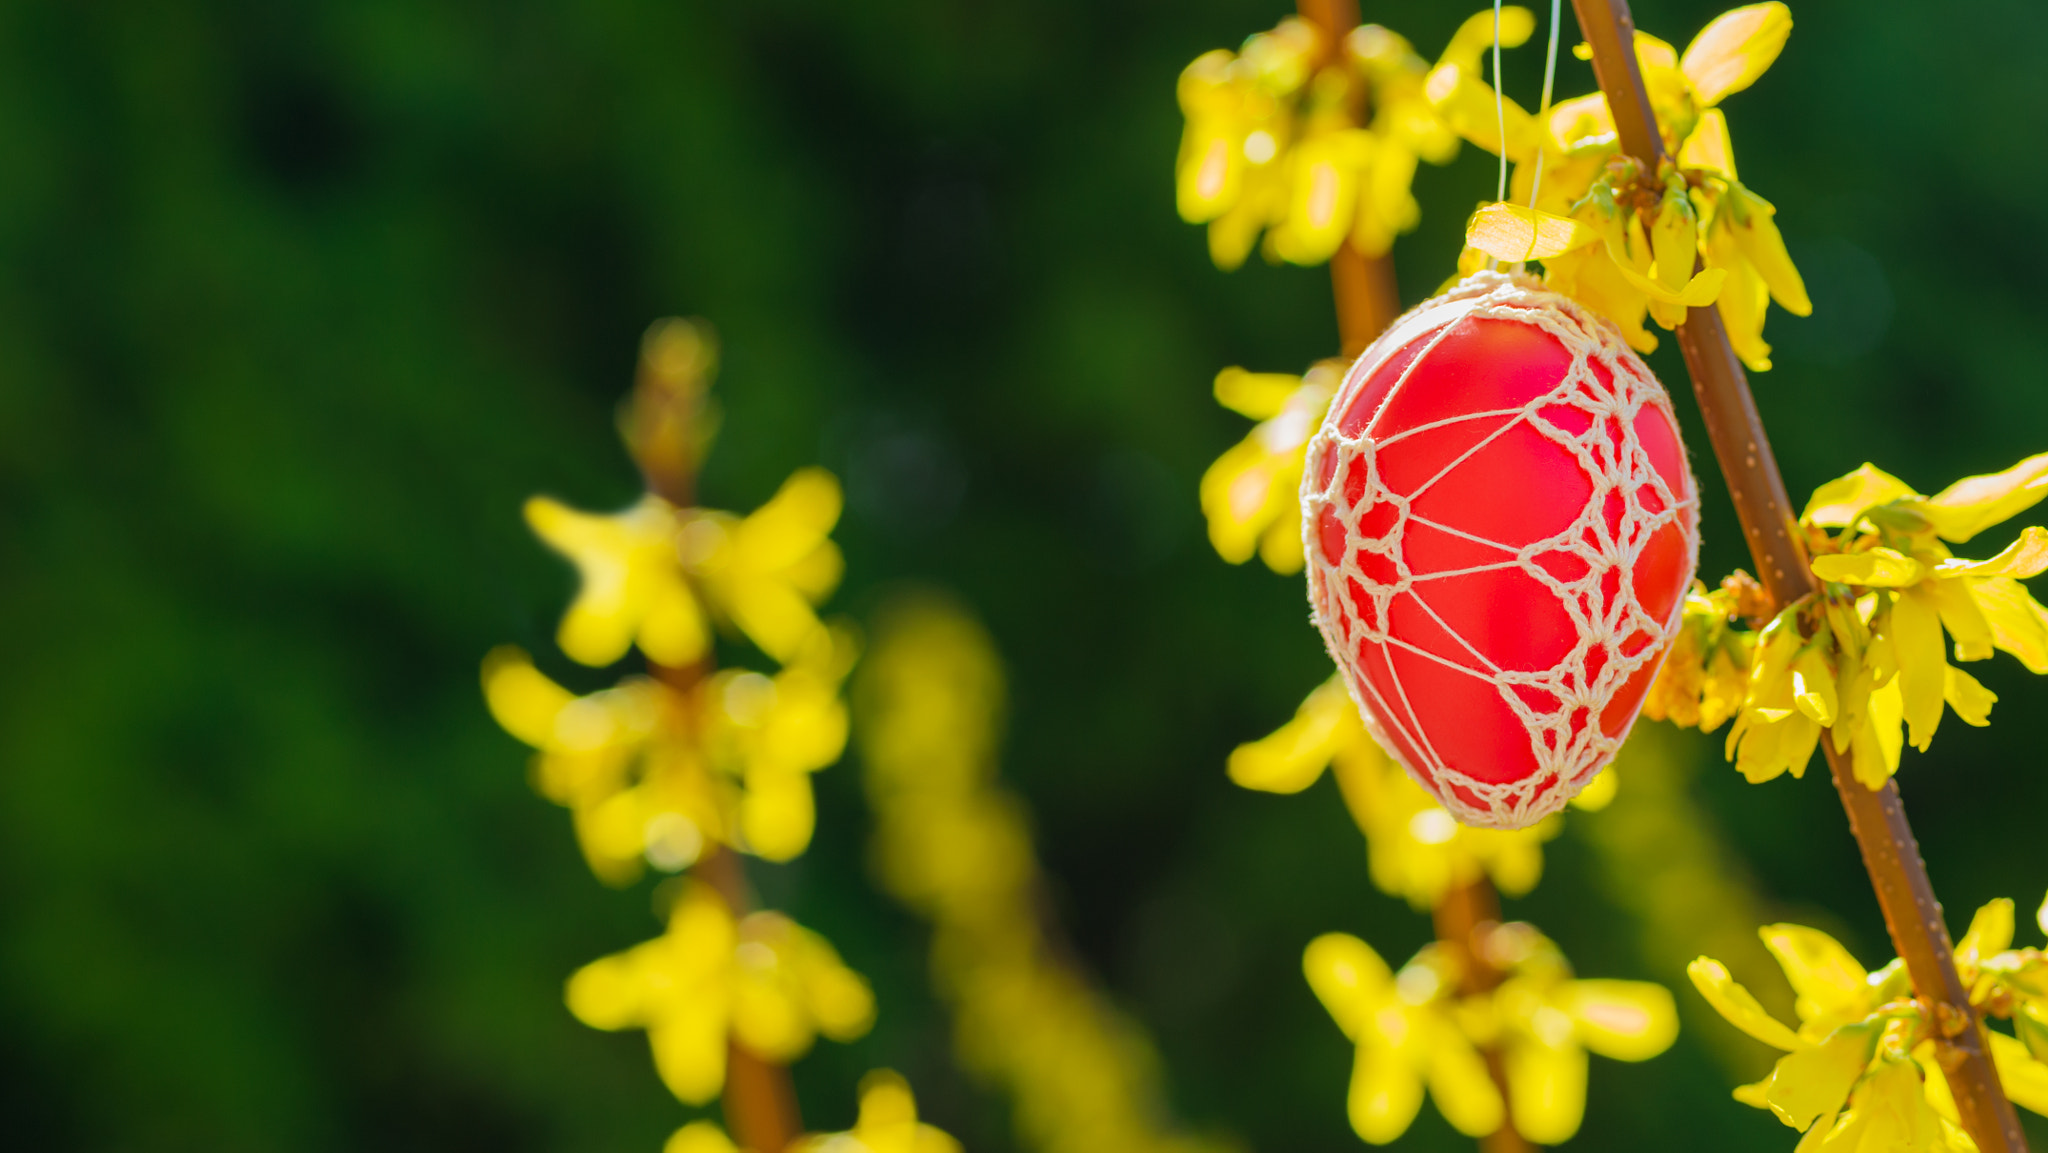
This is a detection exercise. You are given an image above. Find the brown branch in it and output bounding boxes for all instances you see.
[1294,0,1401,358]
[1568,3,2027,1150]
[630,322,806,1153]
[1330,246,1402,359]
[1435,879,1535,1153]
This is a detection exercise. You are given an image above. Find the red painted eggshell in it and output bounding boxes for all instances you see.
[1301,272,1700,829]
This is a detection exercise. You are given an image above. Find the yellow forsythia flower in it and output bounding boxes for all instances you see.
[482,646,723,883]
[1458,4,1810,367]
[1642,574,1764,731]
[1199,363,1337,573]
[525,467,843,671]
[1176,10,1527,269]
[793,1071,961,1153]
[1229,675,1575,908]
[1306,924,1676,1145]
[684,467,846,664]
[1689,897,2048,1149]
[527,493,709,668]
[565,882,873,1105]
[705,624,859,862]
[1724,453,2048,787]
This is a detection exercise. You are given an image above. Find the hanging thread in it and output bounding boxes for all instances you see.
[1491,0,1508,205]
[1530,0,1563,210]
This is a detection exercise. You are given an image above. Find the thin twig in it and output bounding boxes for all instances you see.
[1567,3,2027,1149]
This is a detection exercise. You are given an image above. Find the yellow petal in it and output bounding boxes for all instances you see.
[1850,678,1905,788]
[1849,1053,1944,1150]
[1804,464,1920,528]
[1764,1021,1877,1131]
[1467,202,1601,262]
[1506,1035,1588,1145]
[1349,1035,1426,1144]
[1921,452,2048,542]
[1307,933,1395,1038]
[482,646,573,748]
[1568,767,1619,811]
[1679,108,1737,178]
[1943,664,1997,728]
[1426,1022,1505,1137]
[1935,525,2048,580]
[1707,211,1774,371]
[1425,64,1540,161]
[2039,890,2048,938]
[731,973,813,1064]
[1609,250,1729,309]
[1680,2,1793,106]
[1957,899,2015,971]
[1759,924,1870,1021]
[1989,1031,2048,1118]
[1811,548,1925,588]
[734,469,842,571]
[739,769,816,863]
[1438,6,1536,75]
[1791,646,1839,727]
[1970,576,2048,673]
[1727,185,1812,316]
[1928,578,1996,661]
[1212,367,1303,419]
[1176,121,1242,224]
[1652,182,1699,295]
[566,950,651,1031]
[1546,92,1615,148]
[804,959,877,1042]
[1688,957,1803,1050]
[1229,678,1362,793]
[1562,980,1679,1061]
[1889,588,1949,751]
[649,1005,730,1105]
[664,1121,739,1153]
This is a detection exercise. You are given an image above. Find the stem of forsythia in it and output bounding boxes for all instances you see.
[1435,879,1536,1153]
[632,325,805,1153]
[1295,0,1403,357]
[697,845,806,1153]
[1290,4,1526,1146]
[1567,4,2028,1150]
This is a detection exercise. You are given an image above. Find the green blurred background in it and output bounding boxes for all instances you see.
[3,0,2045,1149]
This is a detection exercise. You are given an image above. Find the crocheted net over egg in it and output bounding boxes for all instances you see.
[1301,272,1700,829]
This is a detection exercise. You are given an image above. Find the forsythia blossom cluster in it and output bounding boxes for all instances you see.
[855,596,1231,1153]
[1230,674,1617,909]
[1648,453,2048,789]
[1176,9,1529,270]
[484,321,851,877]
[1307,922,1677,1144]
[567,881,876,1105]
[486,318,880,1152]
[1459,2,1811,370]
[1641,571,1769,731]
[1689,894,2048,1151]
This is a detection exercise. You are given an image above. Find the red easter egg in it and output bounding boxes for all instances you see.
[1301,272,1699,829]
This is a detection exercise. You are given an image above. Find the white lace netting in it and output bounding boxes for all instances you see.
[1301,271,1701,830]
